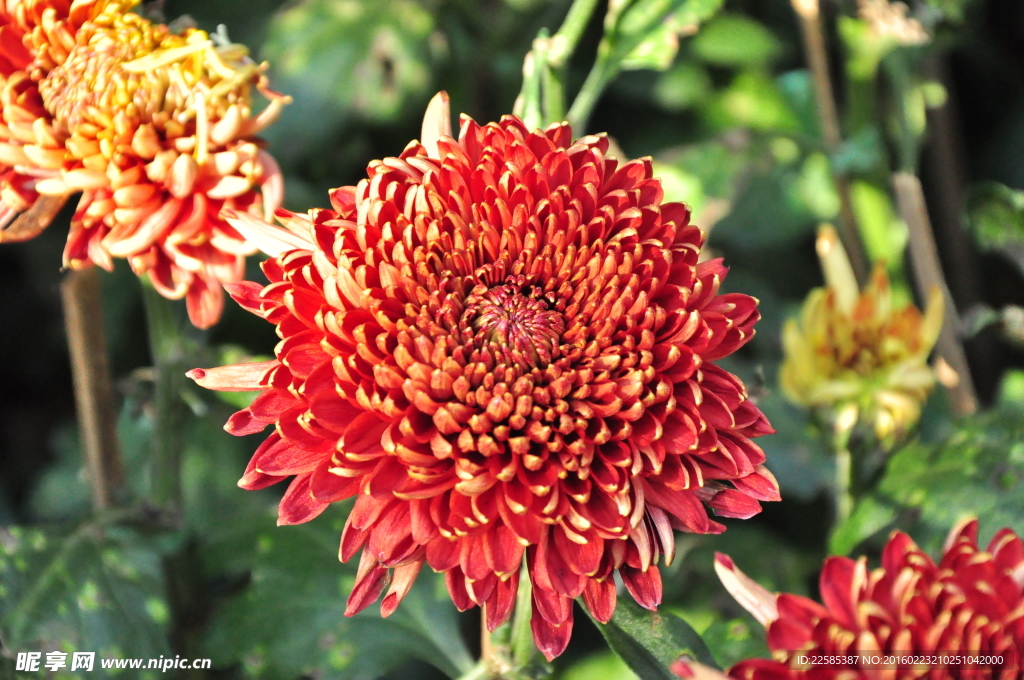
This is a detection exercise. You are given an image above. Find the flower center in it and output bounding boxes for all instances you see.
[464,279,565,368]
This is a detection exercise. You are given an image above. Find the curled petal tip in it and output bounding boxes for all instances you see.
[188,361,277,391]
[670,660,731,680]
[713,552,778,627]
[221,208,313,257]
[421,91,452,160]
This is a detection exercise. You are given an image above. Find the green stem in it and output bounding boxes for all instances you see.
[544,0,599,126]
[549,0,600,67]
[141,281,190,518]
[566,40,615,132]
[883,52,919,173]
[834,443,853,527]
[455,661,494,680]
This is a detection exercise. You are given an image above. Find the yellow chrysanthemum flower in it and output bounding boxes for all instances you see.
[780,225,943,442]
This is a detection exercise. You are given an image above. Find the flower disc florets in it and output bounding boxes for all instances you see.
[191,96,779,659]
[0,0,287,327]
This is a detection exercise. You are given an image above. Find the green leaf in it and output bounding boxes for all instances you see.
[203,510,473,679]
[588,598,718,680]
[563,651,638,680]
[704,70,799,133]
[621,22,679,71]
[691,14,780,67]
[967,182,1024,268]
[0,516,171,664]
[618,0,723,72]
[850,179,908,271]
[791,152,840,220]
[878,405,1024,549]
[671,0,724,27]
[828,496,899,555]
[653,62,712,110]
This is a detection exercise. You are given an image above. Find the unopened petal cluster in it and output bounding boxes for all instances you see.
[191,97,778,660]
[780,226,942,442]
[0,0,287,327]
[719,520,1024,679]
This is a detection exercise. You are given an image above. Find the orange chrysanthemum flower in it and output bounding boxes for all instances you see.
[189,94,778,660]
[708,520,1024,679]
[0,0,287,327]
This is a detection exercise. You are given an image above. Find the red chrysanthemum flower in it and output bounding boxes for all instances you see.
[189,93,778,659]
[0,0,286,327]
[711,519,1024,679]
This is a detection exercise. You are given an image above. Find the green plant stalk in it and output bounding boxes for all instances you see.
[549,0,600,67]
[61,268,123,511]
[883,52,978,416]
[141,281,190,517]
[566,39,616,132]
[791,0,869,285]
[883,52,919,174]
[833,438,854,528]
[510,564,551,678]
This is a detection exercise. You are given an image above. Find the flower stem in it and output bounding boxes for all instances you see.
[790,0,869,285]
[481,603,495,670]
[566,41,615,133]
[549,0,600,68]
[834,442,853,528]
[141,280,191,518]
[61,268,123,511]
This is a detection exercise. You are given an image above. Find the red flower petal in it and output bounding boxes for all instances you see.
[621,565,662,611]
[277,473,329,526]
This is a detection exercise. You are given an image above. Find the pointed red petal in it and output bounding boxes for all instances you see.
[381,559,424,618]
[486,571,519,632]
[532,585,572,625]
[309,457,361,502]
[224,280,267,317]
[582,578,617,623]
[224,409,270,436]
[277,473,329,526]
[531,601,573,661]
[707,488,762,519]
[713,552,778,627]
[187,361,278,391]
[345,564,389,616]
[621,565,662,611]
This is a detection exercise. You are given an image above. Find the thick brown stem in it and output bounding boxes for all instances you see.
[0,195,69,243]
[481,603,495,670]
[792,0,870,284]
[892,171,978,416]
[61,268,123,510]
[921,55,999,402]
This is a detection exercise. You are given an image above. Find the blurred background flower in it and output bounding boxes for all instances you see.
[0,0,287,328]
[780,224,942,446]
